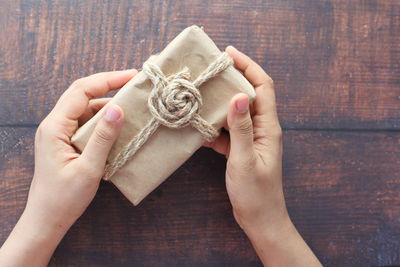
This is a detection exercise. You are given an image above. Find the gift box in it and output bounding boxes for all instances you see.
[71,25,256,205]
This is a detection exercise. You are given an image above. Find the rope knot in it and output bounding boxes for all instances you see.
[144,65,202,129]
[104,52,233,180]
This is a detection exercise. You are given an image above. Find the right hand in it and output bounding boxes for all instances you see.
[205,46,288,236]
[205,46,321,266]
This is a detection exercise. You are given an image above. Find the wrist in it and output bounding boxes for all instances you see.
[0,208,68,267]
[19,206,69,246]
[244,217,322,267]
[243,211,295,246]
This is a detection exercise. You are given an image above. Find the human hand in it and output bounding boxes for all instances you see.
[205,46,286,235]
[205,47,321,266]
[0,69,136,267]
[28,69,137,231]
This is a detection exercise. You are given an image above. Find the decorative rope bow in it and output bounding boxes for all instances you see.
[103,52,233,180]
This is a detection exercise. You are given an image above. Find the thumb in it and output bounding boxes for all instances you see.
[81,104,124,172]
[227,93,254,158]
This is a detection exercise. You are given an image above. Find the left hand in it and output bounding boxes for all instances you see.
[27,69,136,231]
[0,69,137,267]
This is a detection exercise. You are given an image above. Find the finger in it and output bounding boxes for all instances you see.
[80,104,124,175]
[226,46,272,88]
[52,69,137,122]
[226,46,278,122]
[204,132,230,157]
[252,83,281,142]
[224,101,255,132]
[78,98,112,126]
[226,46,280,142]
[227,93,254,159]
[252,81,279,129]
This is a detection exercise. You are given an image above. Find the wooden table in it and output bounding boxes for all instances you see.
[1,1,399,266]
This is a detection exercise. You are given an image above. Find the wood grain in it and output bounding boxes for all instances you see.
[0,0,399,129]
[0,128,399,266]
[1,0,399,266]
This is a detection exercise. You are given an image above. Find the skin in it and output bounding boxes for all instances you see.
[0,47,321,267]
[205,46,322,266]
[0,69,136,267]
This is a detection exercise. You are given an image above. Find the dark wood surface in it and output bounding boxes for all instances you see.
[0,0,399,266]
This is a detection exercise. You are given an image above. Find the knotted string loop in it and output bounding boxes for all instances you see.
[104,52,233,180]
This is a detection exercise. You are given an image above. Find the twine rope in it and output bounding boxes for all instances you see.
[103,52,233,180]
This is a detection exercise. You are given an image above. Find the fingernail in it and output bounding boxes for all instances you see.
[104,105,121,122]
[228,45,238,53]
[236,96,249,113]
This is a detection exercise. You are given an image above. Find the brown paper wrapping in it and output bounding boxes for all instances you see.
[71,25,256,205]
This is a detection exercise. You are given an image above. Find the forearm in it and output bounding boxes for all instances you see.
[0,208,67,267]
[246,217,322,267]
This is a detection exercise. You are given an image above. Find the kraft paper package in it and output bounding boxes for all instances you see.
[71,25,256,205]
